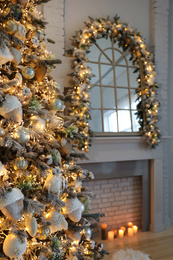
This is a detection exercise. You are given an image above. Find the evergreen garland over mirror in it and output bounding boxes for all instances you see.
[66,16,160,148]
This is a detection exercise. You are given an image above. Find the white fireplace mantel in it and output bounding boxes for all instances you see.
[78,136,171,232]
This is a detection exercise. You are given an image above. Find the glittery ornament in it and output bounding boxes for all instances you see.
[14,127,30,144]
[62,197,84,222]
[10,5,22,21]
[22,66,35,79]
[5,20,18,34]
[29,115,46,132]
[44,172,67,195]
[14,157,28,170]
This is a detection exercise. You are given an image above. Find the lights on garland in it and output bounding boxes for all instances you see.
[67,16,160,148]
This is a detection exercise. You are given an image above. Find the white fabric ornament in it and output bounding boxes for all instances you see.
[0,95,22,123]
[10,47,22,65]
[44,172,67,196]
[14,24,26,42]
[46,211,68,233]
[3,233,27,258]
[0,188,24,221]
[62,197,84,222]
[0,46,14,66]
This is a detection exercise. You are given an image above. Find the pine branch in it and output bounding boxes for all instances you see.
[47,38,55,44]
[44,59,62,66]
[34,0,52,4]
[82,213,105,222]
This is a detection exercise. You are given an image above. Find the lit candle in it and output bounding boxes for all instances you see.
[101,223,107,240]
[127,222,133,227]
[127,227,133,237]
[133,225,138,235]
[118,229,124,238]
[108,231,114,240]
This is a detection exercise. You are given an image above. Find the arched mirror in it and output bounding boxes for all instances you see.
[87,37,140,134]
[67,17,160,149]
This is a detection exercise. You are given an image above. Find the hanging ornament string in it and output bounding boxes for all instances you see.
[66,16,160,149]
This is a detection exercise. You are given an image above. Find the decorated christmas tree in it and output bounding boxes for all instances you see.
[0,0,107,259]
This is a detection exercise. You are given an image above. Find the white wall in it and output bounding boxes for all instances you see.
[43,0,173,229]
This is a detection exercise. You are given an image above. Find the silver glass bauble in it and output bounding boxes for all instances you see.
[50,98,63,111]
[22,66,35,80]
[0,127,5,137]
[15,127,30,144]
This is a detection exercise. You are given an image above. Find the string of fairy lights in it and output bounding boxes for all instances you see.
[67,16,160,148]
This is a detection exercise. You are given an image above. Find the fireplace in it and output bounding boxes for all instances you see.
[79,136,164,233]
[83,160,150,236]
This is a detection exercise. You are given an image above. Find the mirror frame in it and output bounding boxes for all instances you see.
[66,16,160,149]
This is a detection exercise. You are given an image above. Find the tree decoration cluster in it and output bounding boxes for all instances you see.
[0,1,108,259]
[66,16,160,148]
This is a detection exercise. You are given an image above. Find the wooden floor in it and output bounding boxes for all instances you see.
[96,225,173,260]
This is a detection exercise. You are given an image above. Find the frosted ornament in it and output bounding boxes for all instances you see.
[46,211,68,233]
[14,157,28,170]
[44,172,67,195]
[63,197,84,222]
[29,115,46,132]
[50,98,63,111]
[14,127,30,144]
[5,20,18,34]
[3,233,27,258]
[0,45,14,66]
[0,188,24,221]
[25,215,37,237]
[10,47,22,65]
[22,66,35,79]
[0,95,22,123]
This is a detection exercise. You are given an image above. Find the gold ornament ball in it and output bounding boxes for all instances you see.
[22,66,35,80]
[14,157,28,170]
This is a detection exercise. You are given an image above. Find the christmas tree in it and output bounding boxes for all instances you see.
[0,0,107,259]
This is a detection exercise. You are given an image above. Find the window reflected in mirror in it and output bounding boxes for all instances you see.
[87,38,140,134]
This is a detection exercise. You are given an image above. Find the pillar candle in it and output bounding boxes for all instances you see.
[118,229,124,238]
[101,223,107,240]
[133,225,138,235]
[108,231,114,240]
[127,227,133,237]
[127,222,133,227]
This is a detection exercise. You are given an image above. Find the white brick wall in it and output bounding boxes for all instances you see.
[84,177,142,237]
